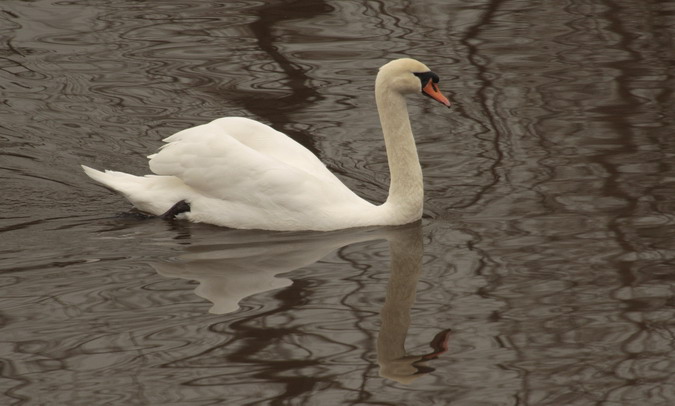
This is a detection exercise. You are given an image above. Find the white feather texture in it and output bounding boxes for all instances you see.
[82,58,443,231]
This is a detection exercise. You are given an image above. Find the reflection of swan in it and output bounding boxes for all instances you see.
[81,58,450,231]
[151,223,449,382]
[151,227,388,314]
[377,224,451,384]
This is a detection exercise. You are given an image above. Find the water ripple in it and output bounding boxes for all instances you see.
[1,0,674,404]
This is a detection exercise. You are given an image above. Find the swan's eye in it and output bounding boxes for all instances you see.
[413,71,440,87]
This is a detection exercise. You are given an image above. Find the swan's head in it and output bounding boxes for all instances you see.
[377,58,451,107]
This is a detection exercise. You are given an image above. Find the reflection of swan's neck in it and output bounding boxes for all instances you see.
[376,76,423,223]
[377,225,425,383]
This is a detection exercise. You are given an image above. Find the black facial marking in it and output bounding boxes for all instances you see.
[413,71,440,88]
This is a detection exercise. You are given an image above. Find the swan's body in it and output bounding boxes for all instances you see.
[82,58,450,231]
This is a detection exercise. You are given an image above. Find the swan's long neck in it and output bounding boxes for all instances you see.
[376,77,424,223]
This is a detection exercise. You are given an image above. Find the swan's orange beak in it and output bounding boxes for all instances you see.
[422,81,451,107]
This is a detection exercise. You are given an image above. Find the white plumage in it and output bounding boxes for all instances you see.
[82,58,450,231]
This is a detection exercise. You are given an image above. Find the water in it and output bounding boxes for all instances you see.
[1,0,674,404]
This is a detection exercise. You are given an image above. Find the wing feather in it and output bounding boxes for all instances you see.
[148,117,360,211]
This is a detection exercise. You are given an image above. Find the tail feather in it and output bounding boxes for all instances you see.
[82,165,135,191]
[81,165,189,215]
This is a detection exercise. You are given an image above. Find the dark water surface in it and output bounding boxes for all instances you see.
[1,0,674,405]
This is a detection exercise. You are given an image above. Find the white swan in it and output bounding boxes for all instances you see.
[81,58,451,231]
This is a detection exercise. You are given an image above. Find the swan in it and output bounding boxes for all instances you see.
[81,58,451,231]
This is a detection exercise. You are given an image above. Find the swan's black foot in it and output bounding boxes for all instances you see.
[161,200,191,220]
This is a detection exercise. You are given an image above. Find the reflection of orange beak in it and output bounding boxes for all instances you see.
[422,81,451,107]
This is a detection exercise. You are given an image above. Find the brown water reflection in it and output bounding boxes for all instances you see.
[1,0,674,405]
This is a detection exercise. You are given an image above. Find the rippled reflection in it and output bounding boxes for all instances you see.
[151,223,452,383]
[151,229,380,315]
